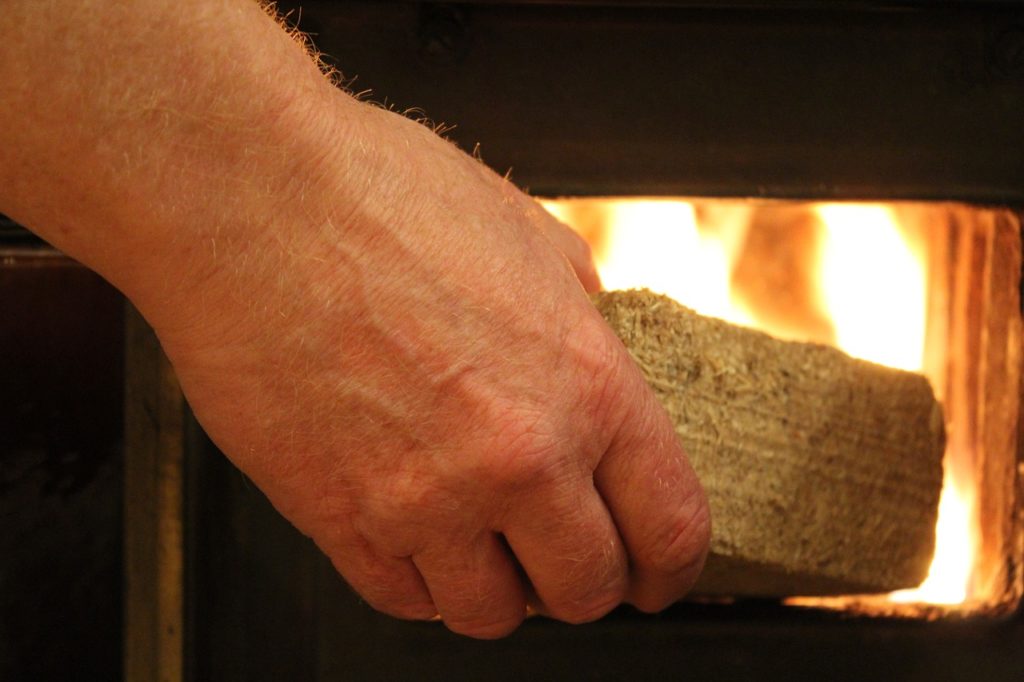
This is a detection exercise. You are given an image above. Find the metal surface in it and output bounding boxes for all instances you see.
[281,1,1024,202]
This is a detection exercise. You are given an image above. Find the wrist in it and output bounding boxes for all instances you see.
[124,85,378,350]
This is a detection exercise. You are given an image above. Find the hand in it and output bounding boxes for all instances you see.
[152,101,709,638]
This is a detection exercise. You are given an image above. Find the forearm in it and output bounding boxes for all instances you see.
[0,0,359,319]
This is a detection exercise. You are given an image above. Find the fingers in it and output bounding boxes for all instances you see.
[326,537,437,621]
[412,533,527,639]
[538,214,603,293]
[502,476,628,623]
[594,376,711,613]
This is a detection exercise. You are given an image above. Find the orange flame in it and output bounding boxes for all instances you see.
[813,203,972,605]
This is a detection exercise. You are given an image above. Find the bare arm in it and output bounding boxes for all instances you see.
[0,0,709,638]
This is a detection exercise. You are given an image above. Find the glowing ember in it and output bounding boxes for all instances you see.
[543,196,975,607]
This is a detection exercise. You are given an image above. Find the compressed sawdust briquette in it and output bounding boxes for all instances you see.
[593,288,945,596]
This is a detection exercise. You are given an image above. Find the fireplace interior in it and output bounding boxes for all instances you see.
[541,197,1022,615]
[2,0,1024,680]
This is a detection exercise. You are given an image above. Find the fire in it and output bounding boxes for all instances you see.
[890,474,974,604]
[814,204,926,373]
[580,200,752,327]
[813,203,973,606]
[542,196,976,607]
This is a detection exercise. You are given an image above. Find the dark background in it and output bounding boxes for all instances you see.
[279,0,1024,202]
[0,251,124,680]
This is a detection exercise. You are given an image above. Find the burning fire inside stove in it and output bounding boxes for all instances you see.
[542,197,1023,616]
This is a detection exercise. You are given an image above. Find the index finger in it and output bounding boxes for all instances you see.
[594,373,711,612]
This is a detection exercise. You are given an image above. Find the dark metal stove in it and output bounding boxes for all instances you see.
[286,0,1024,202]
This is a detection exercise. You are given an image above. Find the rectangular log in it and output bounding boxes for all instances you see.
[594,289,946,596]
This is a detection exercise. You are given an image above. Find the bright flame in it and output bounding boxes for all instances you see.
[547,199,753,326]
[890,475,974,604]
[814,204,972,605]
[543,197,977,608]
[815,204,927,372]
[600,201,753,325]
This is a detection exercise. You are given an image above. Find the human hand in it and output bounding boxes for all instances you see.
[148,100,709,638]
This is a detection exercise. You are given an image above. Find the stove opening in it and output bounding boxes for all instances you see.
[542,197,1023,619]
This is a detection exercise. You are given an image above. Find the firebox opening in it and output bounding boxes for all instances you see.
[541,197,1023,620]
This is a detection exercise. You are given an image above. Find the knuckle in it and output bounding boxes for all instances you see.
[637,488,712,576]
[477,411,568,492]
[330,555,438,621]
[371,469,448,529]
[629,589,675,615]
[549,588,624,625]
[386,469,442,510]
[541,540,628,624]
[469,324,631,494]
[575,323,624,388]
[351,480,448,558]
[573,328,633,431]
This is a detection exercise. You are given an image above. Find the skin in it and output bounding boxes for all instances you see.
[0,0,710,638]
